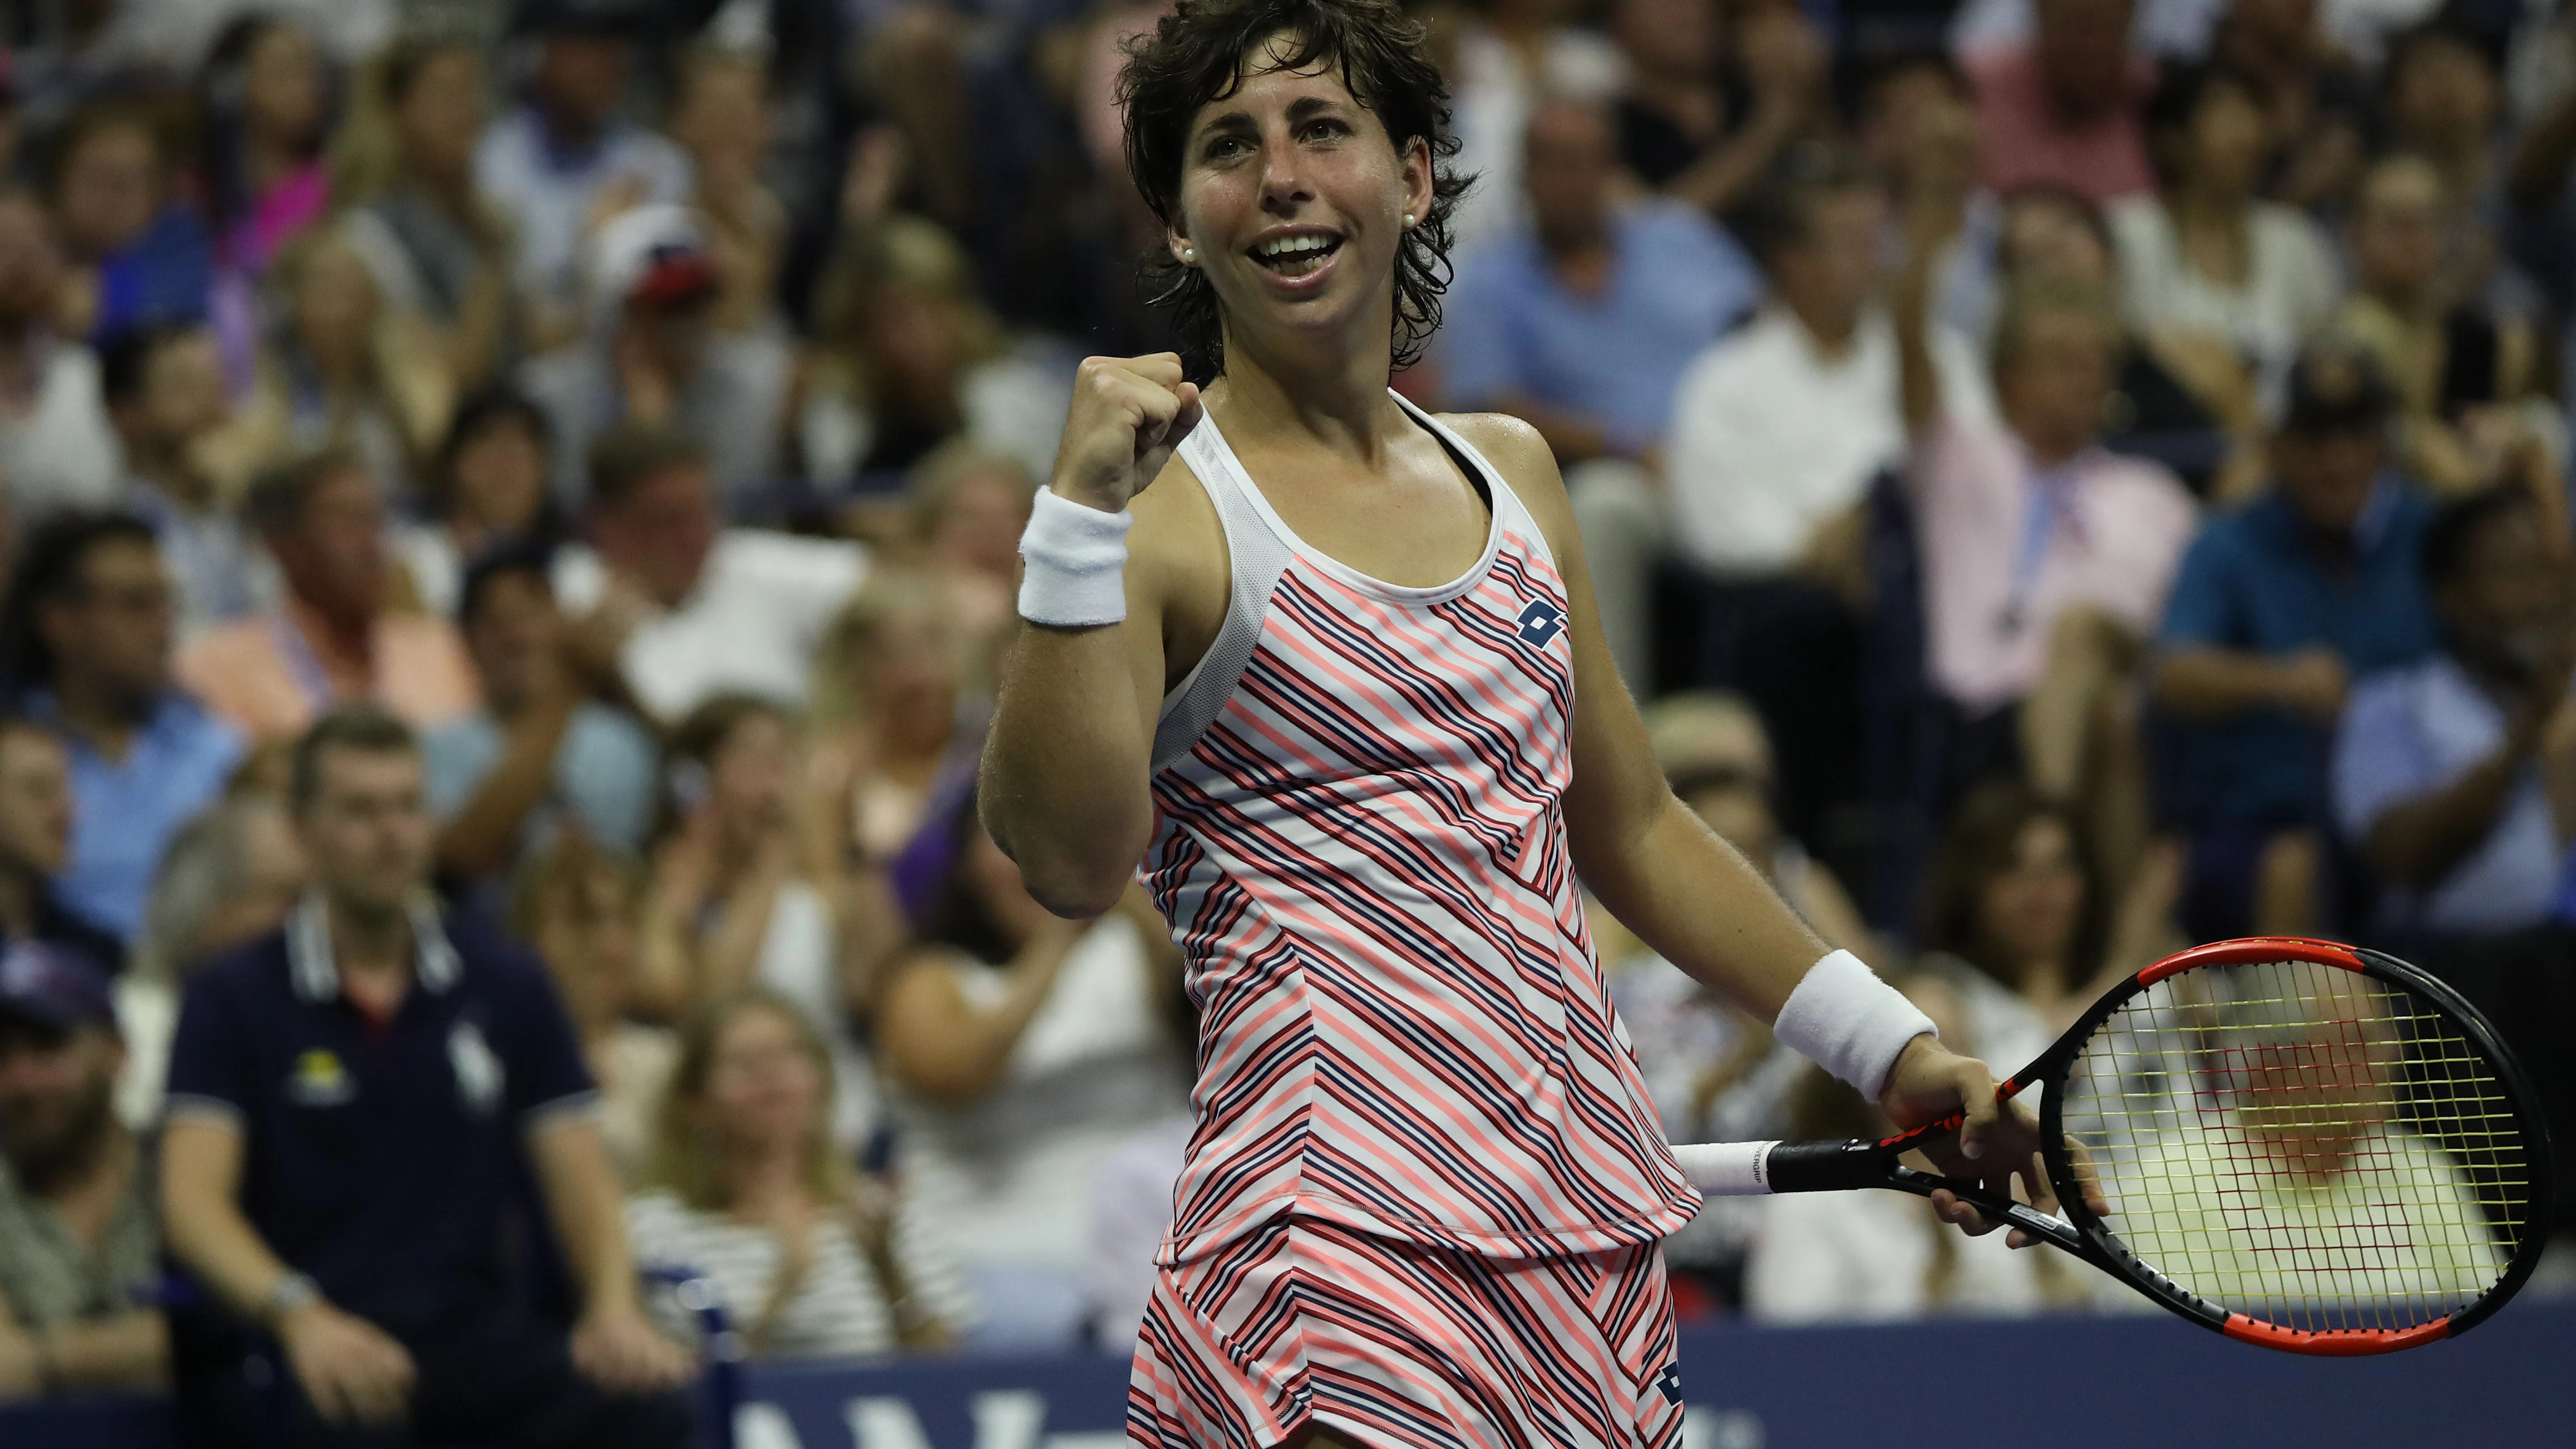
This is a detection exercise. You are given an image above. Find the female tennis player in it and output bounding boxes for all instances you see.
[979,1,2050,1443]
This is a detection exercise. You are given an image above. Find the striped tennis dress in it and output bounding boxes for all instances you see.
[1129,394,1700,1449]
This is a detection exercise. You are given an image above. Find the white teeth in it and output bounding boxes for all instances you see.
[1256,234,1336,257]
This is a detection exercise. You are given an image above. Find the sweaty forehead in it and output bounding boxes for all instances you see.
[1192,40,1363,130]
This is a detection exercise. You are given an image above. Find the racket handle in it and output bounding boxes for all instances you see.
[1672,1139,1891,1196]
[1671,1140,1780,1195]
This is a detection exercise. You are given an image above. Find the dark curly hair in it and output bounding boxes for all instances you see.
[1919,782,2109,994]
[1118,0,1470,384]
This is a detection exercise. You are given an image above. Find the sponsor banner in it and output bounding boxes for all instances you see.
[12,1303,2568,1449]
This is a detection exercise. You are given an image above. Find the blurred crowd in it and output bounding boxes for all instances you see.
[0,0,2573,1417]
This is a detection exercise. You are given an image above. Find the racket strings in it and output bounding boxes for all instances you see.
[2063,958,2527,1336]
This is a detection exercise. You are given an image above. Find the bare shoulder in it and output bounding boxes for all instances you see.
[1436,410,1553,478]
[1434,411,1579,540]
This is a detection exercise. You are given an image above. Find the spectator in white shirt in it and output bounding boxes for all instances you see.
[0,191,119,518]
[473,0,691,352]
[552,425,866,726]
[1666,152,1996,584]
[1662,153,1995,839]
[2109,64,2340,408]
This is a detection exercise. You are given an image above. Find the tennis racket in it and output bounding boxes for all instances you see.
[1672,936,2552,1355]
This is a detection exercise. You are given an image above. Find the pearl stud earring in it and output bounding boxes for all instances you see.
[1181,245,1196,262]
[1402,212,1415,228]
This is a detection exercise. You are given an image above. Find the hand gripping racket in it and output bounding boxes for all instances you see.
[1671,936,2553,1355]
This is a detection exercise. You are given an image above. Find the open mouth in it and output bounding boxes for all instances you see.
[1250,231,1343,277]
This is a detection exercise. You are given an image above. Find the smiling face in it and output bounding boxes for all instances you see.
[1168,34,1433,370]
[695,1000,828,1161]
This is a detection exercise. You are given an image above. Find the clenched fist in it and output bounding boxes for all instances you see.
[1050,353,1204,513]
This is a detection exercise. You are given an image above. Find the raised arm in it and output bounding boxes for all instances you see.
[980,354,1210,916]
[435,693,578,883]
[2356,656,2572,890]
[1889,190,1946,442]
[1661,8,1823,218]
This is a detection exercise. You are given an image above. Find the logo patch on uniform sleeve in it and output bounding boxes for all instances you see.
[1515,598,1567,648]
[1652,1363,1685,1405]
[448,1022,506,1117]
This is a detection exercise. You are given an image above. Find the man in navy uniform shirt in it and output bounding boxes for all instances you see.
[158,706,694,1447]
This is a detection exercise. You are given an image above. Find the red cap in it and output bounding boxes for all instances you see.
[629,242,719,309]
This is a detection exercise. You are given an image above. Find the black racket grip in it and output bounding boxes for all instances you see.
[1762,1140,1891,1194]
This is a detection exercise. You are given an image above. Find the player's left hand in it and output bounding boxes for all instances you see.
[1879,1034,2056,1248]
[570,1301,695,1393]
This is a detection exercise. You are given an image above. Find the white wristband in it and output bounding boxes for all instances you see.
[1017,488,1134,627]
[1771,949,1936,1099]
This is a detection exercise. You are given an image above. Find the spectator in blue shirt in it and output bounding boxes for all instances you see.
[0,512,245,943]
[1442,97,1758,470]
[2334,485,2574,939]
[2152,344,2441,940]
[159,706,693,1449]
[45,105,215,340]
[1440,95,1757,689]
[424,542,658,892]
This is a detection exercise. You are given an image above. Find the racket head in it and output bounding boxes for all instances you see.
[2037,936,2552,1356]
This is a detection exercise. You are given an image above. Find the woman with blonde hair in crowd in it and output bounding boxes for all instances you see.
[809,567,976,865]
[627,988,960,1357]
[641,695,888,1149]
[225,221,455,500]
[334,36,520,390]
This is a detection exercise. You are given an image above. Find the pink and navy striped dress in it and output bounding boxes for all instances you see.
[1140,394,1698,1268]
[1129,397,1697,1448]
